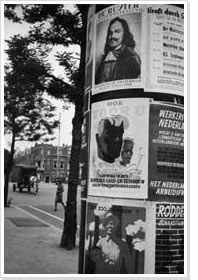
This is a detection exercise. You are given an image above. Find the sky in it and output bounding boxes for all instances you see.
[3,5,77,151]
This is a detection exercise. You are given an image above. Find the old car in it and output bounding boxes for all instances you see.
[10,165,37,193]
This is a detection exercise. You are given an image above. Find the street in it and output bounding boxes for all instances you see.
[7,181,82,230]
[4,181,82,274]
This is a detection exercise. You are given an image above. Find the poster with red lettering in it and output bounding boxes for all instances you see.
[88,98,149,198]
[148,102,184,202]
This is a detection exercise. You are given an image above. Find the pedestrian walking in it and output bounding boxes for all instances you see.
[30,174,39,195]
[54,178,65,211]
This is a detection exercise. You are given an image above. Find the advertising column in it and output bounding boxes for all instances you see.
[80,3,184,275]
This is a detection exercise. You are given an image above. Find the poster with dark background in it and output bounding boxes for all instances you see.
[148,103,184,202]
[84,201,146,274]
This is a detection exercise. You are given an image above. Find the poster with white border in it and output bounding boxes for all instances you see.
[88,98,149,199]
[93,4,143,94]
[82,198,156,274]
[84,200,146,274]
[141,5,184,95]
[87,4,184,96]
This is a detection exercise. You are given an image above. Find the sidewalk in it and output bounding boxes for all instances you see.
[4,205,79,275]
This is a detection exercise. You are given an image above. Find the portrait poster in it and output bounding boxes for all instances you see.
[85,5,95,92]
[93,4,143,94]
[88,98,149,199]
[84,201,146,274]
[144,5,184,95]
[148,102,184,202]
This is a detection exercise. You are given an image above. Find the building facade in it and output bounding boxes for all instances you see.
[14,143,71,183]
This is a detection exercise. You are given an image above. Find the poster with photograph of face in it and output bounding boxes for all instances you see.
[88,98,149,199]
[84,201,146,274]
[94,4,143,94]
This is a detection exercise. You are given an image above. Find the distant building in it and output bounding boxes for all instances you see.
[14,143,71,183]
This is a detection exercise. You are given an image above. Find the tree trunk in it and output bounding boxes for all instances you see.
[60,5,88,250]
[4,131,16,207]
[60,102,84,249]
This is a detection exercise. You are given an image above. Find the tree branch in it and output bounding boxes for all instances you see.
[46,73,75,92]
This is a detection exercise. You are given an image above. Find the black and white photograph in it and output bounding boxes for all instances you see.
[1,2,188,278]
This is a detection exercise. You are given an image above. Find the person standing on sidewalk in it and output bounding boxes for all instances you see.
[54,178,65,211]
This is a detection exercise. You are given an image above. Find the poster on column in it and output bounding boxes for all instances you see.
[79,110,90,194]
[156,203,184,228]
[88,98,149,199]
[84,201,146,274]
[148,102,184,202]
[155,203,184,273]
[85,5,95,92]
[94,4,143,95]
[144,5,184,95]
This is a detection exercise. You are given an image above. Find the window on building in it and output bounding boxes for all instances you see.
[46,161,50,169]
[60,161,64,169]
[47,150,51,155]
[37,161,41,168]
[53,161,57,168]
[56,148,62,156]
